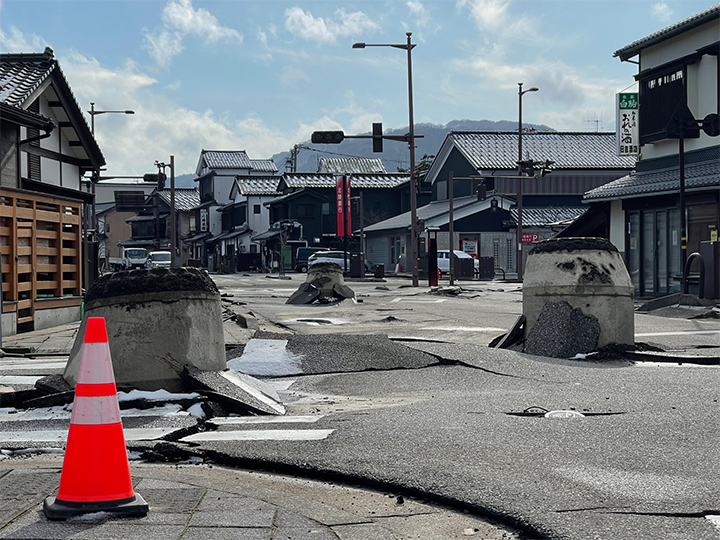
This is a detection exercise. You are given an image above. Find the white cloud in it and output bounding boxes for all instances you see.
[280,64,311,86]
[457,0,510,30]
[144,0,242,68]
[284,7,379,44]
[0,26,46,52]
[651,1,674,22]
[59,51,245,175]
[407,0,430,27]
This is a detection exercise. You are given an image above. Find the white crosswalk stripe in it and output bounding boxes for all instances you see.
[180,414,332,442]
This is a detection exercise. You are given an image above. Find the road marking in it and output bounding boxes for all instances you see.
[390,298,446,303]
[181,429,334,442]
[421,326,506,332]
[0,375,44,385]
[0,361,66,371]
[635,330,720,337]
[0,427,177,444]
[210,415,323,425]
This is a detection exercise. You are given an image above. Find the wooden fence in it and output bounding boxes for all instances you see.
[0,187,83,327]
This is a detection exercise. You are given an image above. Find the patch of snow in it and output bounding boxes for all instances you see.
[187,403,206,419]
[117,389,201,402]
[227,339,303,377]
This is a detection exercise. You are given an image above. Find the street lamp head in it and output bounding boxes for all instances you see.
[526,87,539,93]
[352,42,366,48]
[124,110,135,115]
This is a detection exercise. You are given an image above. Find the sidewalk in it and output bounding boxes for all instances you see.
[2,455,510,540]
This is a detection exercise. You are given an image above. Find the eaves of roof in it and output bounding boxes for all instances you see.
[0,47,104,169]
[583,158,719,202]
[283,172,409,189]
[614,4,720,61]
[449,131,636,172]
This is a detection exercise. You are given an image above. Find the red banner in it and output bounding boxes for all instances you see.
[345,175,352,235]
[336,176,344,236]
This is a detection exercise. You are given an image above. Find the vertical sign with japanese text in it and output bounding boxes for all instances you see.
[617,92,639,156]
[336,176,345,236]
[345,175,352,235]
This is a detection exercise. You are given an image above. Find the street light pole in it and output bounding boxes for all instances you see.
[87,102,135,280]
[516,83,538,281]
[353,33,419,286]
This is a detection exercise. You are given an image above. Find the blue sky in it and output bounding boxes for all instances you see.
[0,0,714,176]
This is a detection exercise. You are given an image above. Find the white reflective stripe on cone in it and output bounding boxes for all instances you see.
[70,396,122,425]
[77,343,116,385]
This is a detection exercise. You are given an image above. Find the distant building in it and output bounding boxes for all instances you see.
[577,5,719,298]
[366,131,633,275]
[188,150,279,271]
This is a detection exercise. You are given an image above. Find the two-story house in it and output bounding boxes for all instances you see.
[213,176,281,272]
[188,150,278,271]
[580,5,719,298]
[365,131,634,275]
[257,170,410,271]
[0,48,102,335]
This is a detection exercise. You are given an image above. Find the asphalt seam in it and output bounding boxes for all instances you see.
[136,446,552,540]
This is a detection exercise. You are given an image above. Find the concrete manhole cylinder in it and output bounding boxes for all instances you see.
[523,237,635,348]
[306,262,345,295]
[64,267,226,391]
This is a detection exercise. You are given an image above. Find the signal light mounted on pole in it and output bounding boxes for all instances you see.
[311,131,345,144]
[143,172,167,189]
[372,122,383,152]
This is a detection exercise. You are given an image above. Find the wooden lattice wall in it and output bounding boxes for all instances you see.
[0,188,83,326]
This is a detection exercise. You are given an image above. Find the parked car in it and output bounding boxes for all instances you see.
[146,251,172,268]
[308,250,371,272]
[436,250,479,275]
[295,247,325,273]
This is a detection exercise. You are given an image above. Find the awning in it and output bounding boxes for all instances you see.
[126,213,168,222]
[250,229,280,242]
[118,239,154,247]
[186,231,212,243]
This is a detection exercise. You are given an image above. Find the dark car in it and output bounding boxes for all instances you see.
[295,247,325,273]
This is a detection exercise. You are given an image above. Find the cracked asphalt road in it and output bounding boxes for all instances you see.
[184,274,720,540]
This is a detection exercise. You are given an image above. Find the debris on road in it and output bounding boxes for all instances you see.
[286,263,355,304]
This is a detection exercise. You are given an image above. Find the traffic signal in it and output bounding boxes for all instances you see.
[372,122,383,153]
[311,131,345,144]
[143,172,166,189]
[702,113,719,137]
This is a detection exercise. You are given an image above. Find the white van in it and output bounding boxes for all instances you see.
[437,250,479,274]
[146,251,172,268]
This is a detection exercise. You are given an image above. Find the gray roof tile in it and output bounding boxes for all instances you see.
[509,207,587,227]
[318,158,387,174]
[584,159,719,201]
[250,159,278,173]
[235,176,281,196]
[614,4,720,61]
[201,150,252,170]
[157,188,200,211]
[284,172,408,189]
[450,131,636,170]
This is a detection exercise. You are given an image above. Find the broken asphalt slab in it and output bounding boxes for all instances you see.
[182,365,286,416]
[227,333,439,377]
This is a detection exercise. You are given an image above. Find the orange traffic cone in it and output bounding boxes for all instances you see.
[44,317,148,519]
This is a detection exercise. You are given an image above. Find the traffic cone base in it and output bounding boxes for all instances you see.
[43,317,148,520]
[43,493,148,520]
